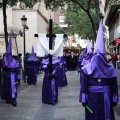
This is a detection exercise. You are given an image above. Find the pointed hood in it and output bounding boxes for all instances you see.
[3,33,18,68]
[94,20,105,54]
[27,46,38,61]
[78,47,87,62]
[81,39,93,66]
[6,33,12,54]
[82,20,117,78]
[86,39,92,54]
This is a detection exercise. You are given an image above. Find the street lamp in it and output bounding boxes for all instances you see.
[21,15,27,56]
[21,15,27,83]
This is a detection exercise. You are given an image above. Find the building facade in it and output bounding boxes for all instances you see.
[54,8,68,32]
[104,1,120,54]
[0,1,53,56]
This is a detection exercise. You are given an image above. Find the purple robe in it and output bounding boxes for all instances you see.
[80,72,118,120]
[1,34,18,103]
[41,57,59,104]
[57,56,67,87]
[80,20,119,120]
[27,61,40,85]
[77,48,87,73]
[1,67,18,101]
[27,46,39,84]
[16,57,22,80]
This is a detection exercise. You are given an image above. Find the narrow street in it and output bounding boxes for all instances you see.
[0,70,120,120]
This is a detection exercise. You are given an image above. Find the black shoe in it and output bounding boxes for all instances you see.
[6,101,11,104]
[13,102,17,106]
[12,99,17,106]
[52,101,55,106]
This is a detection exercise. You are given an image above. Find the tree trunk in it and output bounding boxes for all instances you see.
[3,0,8,50]
[95,0,100,23]
[87,11,97,41]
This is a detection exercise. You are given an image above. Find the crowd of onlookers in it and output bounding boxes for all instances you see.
[63,52,79,71]
[106,51,120,69]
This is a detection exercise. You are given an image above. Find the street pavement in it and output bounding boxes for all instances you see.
[0,70,120,120]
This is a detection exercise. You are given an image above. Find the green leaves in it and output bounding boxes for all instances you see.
[43,0,97,40]
[53,23,65,34]
[64,2,97,39]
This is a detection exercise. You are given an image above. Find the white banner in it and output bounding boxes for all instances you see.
[37,34,64,57]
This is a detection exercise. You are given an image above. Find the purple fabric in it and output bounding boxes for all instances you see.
[3,54,18,68]
[27,61,39,84]
[10,73,17,98]
[57,57,68,87]
[1,69,17,101]
[80,93,88,102]
[80,72,118,120]
[57,56,66,64]
[94,20,105,54]
[81,40,93,66]
[78,48,87,62]
[28,46,38,61]
[77,48,87,72]
[52,69,57,75]
[17,74,21,79]
[89,86,110,120]
[6,34,12,54]
[3,33,18,68]
[51,79,56,101]
[113,94,119,102]
[82,20,117,78]
[41,63,58,104]
[82,53,117,78]
[81,53,93,66]
[41,56,59,65]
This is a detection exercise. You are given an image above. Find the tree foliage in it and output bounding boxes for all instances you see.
[44,0,98,40]
[53,23,65,34]
[2,0,41,8]
[64,2,97,39]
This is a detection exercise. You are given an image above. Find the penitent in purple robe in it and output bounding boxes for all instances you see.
[27,46,39,85]
[77,48,87,73]
[80,20,119,120]
[41,56,59,104]
[1,34,18,103]
[57,56,68,87]
[80,72,118,120]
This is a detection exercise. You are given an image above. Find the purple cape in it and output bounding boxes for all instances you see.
[57,56,66,64]
[28,46,38,61]
[3,33,18,68]
[82,53,117,78]
[78,48,87,62]
[81,53,93,66]
[42,56,59,65]
[3,53,18,68]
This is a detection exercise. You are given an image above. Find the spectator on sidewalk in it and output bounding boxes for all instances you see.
[111,51,118,68]
[70,52,75,70]
[106,52,112,63]
[116,55,120,70]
